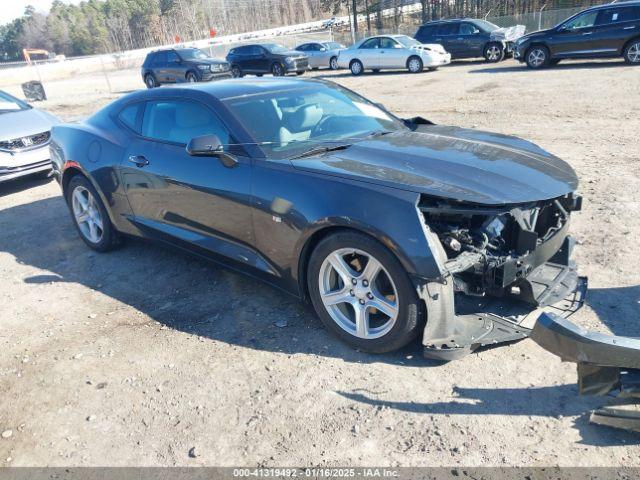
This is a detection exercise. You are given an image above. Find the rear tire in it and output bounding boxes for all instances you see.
[307,231,423,353]
[484,42,505,62]
[144,74,157,88]
[330,56,338,70]
[271,62,285,76]
[65,175,120,253]
[231,65,243,78]
[349,59,363,76]
[623,39,640,64]
[525,45,550,69]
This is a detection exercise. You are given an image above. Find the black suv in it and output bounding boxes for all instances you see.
[141,48,231,88]
[226,44,309,77]
[515,2,640,68]
[415,18,520,62]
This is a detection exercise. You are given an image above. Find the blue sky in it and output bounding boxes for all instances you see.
[1,0,83,26]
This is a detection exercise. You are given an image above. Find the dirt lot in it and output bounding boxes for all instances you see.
[1,58,639,467]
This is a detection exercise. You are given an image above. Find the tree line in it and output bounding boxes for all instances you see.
[1,0,600,61]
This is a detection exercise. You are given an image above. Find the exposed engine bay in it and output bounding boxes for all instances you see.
[417,193,587,360]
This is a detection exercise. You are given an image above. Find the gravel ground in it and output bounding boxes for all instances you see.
[1,58,639,467]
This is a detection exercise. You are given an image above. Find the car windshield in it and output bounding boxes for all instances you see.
[177,48,210,60]
[263,43,289,54]
[324,42,345,49]
[0,91,30,113]
[473,20,500,32]
[395,36,421,47]
[223,83,408,159]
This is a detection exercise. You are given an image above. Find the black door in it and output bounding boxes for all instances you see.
[458,22,487,57]
[415,25,436,44]
[434,22,462,57]
[552,10,599,57]
[594,6,640,54]
[120,99,255,261]
[165,50,185,82]
[152,51,169,82]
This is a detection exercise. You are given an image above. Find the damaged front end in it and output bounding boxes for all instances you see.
[531,313,640,432]
[416,193,587,360]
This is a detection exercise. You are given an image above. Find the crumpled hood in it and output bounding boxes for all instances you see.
[0,108,59,141]
[518,28,553,43]
[291,125,578,205]
[490,24,526,42]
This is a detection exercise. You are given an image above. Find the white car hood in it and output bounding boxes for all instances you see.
[0,108,59,141]
[411,44,448,55]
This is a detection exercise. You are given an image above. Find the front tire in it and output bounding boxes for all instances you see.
[296,70,305,76]
[623,39,640,64]
[231,65,243,78]
[186,71,198,83]
[484,42,505,62]
[407,56,423,73]
[525,45,550,69]
[307,231,423,353]
[349,59,363,76]
[66,175,120,252]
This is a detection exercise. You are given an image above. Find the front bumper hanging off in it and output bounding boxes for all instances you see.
[531,313,640,432]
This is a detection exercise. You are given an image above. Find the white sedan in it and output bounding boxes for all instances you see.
[337,35,451,75]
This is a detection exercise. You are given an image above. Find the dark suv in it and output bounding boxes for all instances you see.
[141,48,231,88]
[226,44,309,77]
[514,2,640,68]
[415,18,522,62]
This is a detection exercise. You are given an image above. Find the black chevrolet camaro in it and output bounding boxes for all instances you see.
[50,78,586,360]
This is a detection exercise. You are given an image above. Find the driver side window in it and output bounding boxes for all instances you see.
[459,23,478,35]
[360,38,380,49]
[379,37,399,49]
[563,11,598,29]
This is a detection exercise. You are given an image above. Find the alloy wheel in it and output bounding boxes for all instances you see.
[71,186,104,244]
[350,60,362,75]
[187,73,197,82]
[231,66,242,78]
[628,42,640,63]
[318,248,399,339]
[145,75,156,88]
[272,63,284,76]
[330,57,338,70]
[486,45,501,61]
[528,48,546,68]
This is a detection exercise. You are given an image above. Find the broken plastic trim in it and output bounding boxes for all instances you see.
[531,312,640,433]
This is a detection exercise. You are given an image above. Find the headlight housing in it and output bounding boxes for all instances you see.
[284,57,294,65]
[197,64,211,71]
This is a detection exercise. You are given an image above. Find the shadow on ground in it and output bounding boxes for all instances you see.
[337,386,640,447]
[472,59,626,74]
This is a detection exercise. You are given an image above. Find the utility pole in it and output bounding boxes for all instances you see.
[351,0,358,36]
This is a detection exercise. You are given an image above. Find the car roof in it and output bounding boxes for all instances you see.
[421,18,482,25]
[588,0,640,9]
[121,78,331,103]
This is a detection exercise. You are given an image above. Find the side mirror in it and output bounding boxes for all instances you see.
[320,47,327,52]
[186,134,237,167]
[473,28,481,34]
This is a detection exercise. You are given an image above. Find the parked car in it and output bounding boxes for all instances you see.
[141,48,231,88]
[295,41,346,70]
[514,1,640,68]
[0,90,58,183]
[415,18,525,62]
[226,44,309,77]
[50,78,586,359]
[337,35,451,75]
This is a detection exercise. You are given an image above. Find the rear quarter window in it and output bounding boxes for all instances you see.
[417,25,435,38]
[118,103,142,133]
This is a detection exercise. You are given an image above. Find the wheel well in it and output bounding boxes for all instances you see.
[61,166,84,196]
[406,55,422,67]
[623,35,640,53]
[297,226,405,303]
[484,41,502,50]
[349,58,362,67]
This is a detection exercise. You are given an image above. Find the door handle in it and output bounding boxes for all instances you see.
[623,26,636,30]
[128,155,149,167]
[457,37,463,40]
[582,31,593,35]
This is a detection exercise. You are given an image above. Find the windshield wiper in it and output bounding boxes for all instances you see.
[288,143,352,160]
